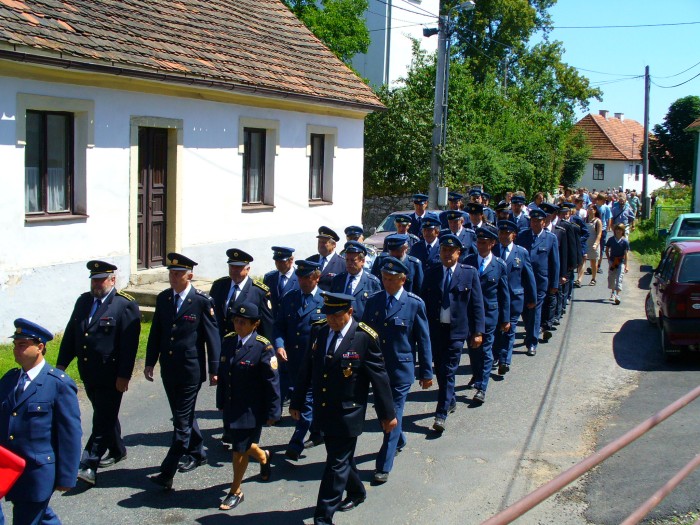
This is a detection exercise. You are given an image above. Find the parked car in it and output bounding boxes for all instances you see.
[364,210,441,251]
[645,241,700,359]
[659,213,700,247]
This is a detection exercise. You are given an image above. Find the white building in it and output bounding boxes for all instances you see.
[353,0,440,87]
[0,0,383,338]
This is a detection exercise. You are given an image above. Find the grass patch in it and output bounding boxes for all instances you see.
[630,218,665,268]
[647,511,700,525]
[0,321,151,383]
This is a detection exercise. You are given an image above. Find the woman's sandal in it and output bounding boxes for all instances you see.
[590,279,596,286]
[260,450,272,481]
[220,492,244,510]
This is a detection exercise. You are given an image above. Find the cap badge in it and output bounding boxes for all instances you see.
[15,327,22,334]
[173,259,178,265]
[240,307,246,313]
[94,263,99,268]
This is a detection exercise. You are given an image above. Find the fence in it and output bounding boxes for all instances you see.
[655,205,691,233]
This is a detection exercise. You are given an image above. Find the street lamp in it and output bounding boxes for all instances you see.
[425,1,475,209]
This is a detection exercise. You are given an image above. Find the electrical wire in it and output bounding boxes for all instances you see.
[651,59,700,79]
[553,21,700,29]
[374,0,437,19]
[366,8,430,25]
[589,75,644,87]
[651,71,700,89]
[573,67,639,77]
[394,0,437,18]
[368,22,428,32]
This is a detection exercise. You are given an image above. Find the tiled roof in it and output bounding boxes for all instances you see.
[686,118,700,131]
[575,113,645,161]
[0,0,383,111]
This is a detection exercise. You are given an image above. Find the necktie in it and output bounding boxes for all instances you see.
[236,338,243,350]
[320,256,327,271]
[479,258,487,275]
[14,372,28,403]
[441,268,452,309]
[386,294,394,311]
[345,274,355,295]
[227,284,240,310]
[88,298,100,322]
[501,246,507,260]
[326,330,339,356]
[278,275,287,295]
[302,293,310,309]
[175,294,183,312]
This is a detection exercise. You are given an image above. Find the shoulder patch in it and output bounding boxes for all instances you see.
[195,289,213,299]
[224,331,238,339]
[253,280,270,293]
[408,255,421,263]
[47,368,75,384]
[311,318,328,326]
[256,334,271,345]
[359,322,378,339]
[406,291,422,300]
[116,290,136,301]
[409,233,420,240]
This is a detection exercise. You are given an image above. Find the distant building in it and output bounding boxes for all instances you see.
[352,0,439,87]
[685,117,700,212]
[574,110,666,193]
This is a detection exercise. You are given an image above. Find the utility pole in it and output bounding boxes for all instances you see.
[429,14,447,209]
[642,65,650,219]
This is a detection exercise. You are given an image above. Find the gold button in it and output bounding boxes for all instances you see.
[172,324,177,329]
[9,435,13,440]
[322,402,326,407]
[84,333,89,337]
[84,358,88,361]
[83,345,87,349]
[383,340,386,343]
[169,351,173,355]
[47,456,51,460]
[37,406,41,410]
[296,332,300,336]
[384,323,388,327]
[322,388,327,392]
[323,374,328,378]
[12,412,17,417]
[170,337,174,341]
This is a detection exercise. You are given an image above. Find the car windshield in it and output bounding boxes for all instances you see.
[376,215,398,233]
[678,219,700,238]
[678,253,700,283]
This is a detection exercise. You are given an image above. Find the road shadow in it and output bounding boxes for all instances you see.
[637,272,653,291]
[196,507,313,524]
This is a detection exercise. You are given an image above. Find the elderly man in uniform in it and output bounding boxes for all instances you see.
[57,261,140,486]
[408,193,430,238]
[464,227,510,403]
[440,210,476,260]
[330,241,381,321]
[439,192,464,228]
[290,292,397,525]
[409,216,442,271]
[273,260,326,459]
[263,246,299,319]
[362,257,432,483]
[1,319,82,525]
[307,226,346,291]
[515,210,559,357]
[420,234,485,432]
[373,234,423,294]
[468,188,483,204]
[493,221,536,376]
[144,253,221,489]
[384,215,420,252]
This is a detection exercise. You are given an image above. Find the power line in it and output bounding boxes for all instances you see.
[394,0,436,18]
[368,22,427,32]
[373,0,437,19]
[553,20,700,29]
[366,8,428,25]
[573,67,639,77]
[651,71,700,89]
[589,75,643,87]
[651,59,700,79]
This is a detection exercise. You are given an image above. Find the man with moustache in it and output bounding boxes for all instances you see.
[330,241,382,321]
[263,246,299,318]
[307,226,346,291]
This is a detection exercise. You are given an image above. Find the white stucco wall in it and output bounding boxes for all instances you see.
[0,76,367,339]
[579,160,667,194]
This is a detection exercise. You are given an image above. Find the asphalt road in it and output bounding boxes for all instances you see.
[6,258,699,525]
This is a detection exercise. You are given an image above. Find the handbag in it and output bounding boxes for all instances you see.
[0,444,26,498]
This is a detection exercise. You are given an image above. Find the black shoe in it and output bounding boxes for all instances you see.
[178,456,207,473]
[149,473,173,490]
[473,390,486,403]
[303,438,324,449]
[526,346,537,356]
[491,361,499,370]
[99,452,127,469]
[339,495,366,512]
[260,450,272,481]
[220,492,244,511]
[284,448,300,461]
[585,268,592,275]
[373,471,389,483]
[466,377,477,389]
[77,467,96,486]
[552,319,561,326]
[448,402,457,414]
[432,417,446,432]
[498,363,510,376]
[541,330,552,342]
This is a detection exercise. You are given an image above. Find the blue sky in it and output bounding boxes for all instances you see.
[547,0,700,127]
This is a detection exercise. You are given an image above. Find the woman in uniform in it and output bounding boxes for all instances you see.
[216,302,281,511]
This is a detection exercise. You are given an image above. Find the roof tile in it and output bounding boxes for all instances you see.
[575,113,646,161]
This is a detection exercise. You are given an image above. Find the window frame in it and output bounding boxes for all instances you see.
[592,163,605,181]
[242,127,267,205]
[306,125,337,205]
[238,117,279,210]
[309,133,325,201]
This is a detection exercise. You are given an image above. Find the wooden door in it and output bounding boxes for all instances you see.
[137,128,168,269]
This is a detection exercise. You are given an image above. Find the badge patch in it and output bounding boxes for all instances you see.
[343,367,352,378]
[270,356,278,370]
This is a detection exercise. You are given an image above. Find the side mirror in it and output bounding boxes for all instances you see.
[369,227,377,235]
[657,228,668,239]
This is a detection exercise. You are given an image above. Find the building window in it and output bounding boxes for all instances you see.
[309,134,325,200]
[635,164,641,182]
[25,111,74,215]
[243,128,266,204]
[592,163,604,181]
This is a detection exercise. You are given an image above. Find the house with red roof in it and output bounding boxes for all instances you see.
[0,0,384,336]
[574,110,665,193]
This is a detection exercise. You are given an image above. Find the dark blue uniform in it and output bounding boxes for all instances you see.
[362,290,432,474]
[464,254,510,395]
[0,364,82,525]
[439,227,477,260]
[307,252,345,291]
[543,224,569,332]
[483,207,497,224]
[421,263,485,420]
[371,254,423,294]
[329,271,382,321]
[145,285,221,478]
[515,229,559,352]
[291,320,395,525]
[409,239,441,271]
[57,288,140,472]
[492,243,536,368]
[382,233,420,252]
[263,270,299,318]
[508,212,530,233]
[210,277,274,340]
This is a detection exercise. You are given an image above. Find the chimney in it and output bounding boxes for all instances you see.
[599,110,609,119]
[614,112,624,121]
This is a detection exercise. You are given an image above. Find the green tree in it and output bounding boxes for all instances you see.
[282,0,370,64]
[650,95,700,184]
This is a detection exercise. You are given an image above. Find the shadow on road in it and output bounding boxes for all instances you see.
[196,507,313,524]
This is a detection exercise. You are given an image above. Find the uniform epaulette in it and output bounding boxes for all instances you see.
[555,225,565,231]
[224,331,238,339]
[359,322,378,339]
[116,290,136,301]
[195,289,213,299]
[253,280,270,293]
[407,255,420,263]
[256,334,271,345]
[311,318,328,326]
[47,367,74,383]
[406,291,422,301]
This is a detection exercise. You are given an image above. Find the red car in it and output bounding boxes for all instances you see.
[645,241,700,359]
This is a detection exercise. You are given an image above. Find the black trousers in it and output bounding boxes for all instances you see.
[314,435,365,525]
[161,381,204,477]
[82,383,126,470]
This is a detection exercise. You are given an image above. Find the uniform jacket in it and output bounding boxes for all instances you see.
[549,225,569,279]
[420,263,486,340]
[0,363,82,502]
[57,289,141,385]
[330,271,382,321]
[439,227,477,260]
[515,229,560,293]
[464,254,510,328]
[272,289,325,379]
[568,215,588,260]
[307,252,345,291]
[508,212,530,233]
[210,277,273,340]
[361,290,433,385]
[291,321,396,438]
[215,331,281,429]
[371,254,423,294]
[483,207,497,225]
[145,286,221,385]
[556,219,578,271]
[382,233,420,252]
[492,244,536,317]
[409,239,441,271]
[263,270,299,318]
[408,212,427,239]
